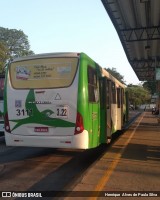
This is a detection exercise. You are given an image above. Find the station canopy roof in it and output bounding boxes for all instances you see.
[101,0,160,81]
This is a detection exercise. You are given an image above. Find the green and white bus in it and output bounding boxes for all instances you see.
[4,52,127,149]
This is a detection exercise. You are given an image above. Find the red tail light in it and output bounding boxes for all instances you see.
[74,112,84,135]
[4,113,11,133]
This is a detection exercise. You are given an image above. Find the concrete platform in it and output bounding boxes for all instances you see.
[64,112,160,199]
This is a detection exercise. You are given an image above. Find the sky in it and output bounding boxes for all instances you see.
[0,0,140,85]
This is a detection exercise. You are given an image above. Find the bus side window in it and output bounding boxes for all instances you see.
[111,82,116,104]
[88,66,99,103]
[117,88,121,108]
[0,90,3,100]
[121,88,124,105]
[106,80,110,109]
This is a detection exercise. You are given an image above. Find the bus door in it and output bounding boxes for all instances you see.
[106,79,112,142]
[99,77,111,143]
[0,75,5,133]
[88,66,100,147]
[121,88,125,126]
[117,87,122,130]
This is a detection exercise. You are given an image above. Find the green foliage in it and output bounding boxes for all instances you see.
[105,67,125,84]
[0,42,9,73]
[142,81,156,95]
[0,27,34,71]
[126,85,150,107]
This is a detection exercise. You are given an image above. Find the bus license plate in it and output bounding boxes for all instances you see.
[34,127,48,132]
[56,106,68,118]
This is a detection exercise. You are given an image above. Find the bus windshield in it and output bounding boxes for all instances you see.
[10,57,79,89]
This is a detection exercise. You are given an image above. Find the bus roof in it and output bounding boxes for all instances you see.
[101,68,126,88]
[11,52,80,63]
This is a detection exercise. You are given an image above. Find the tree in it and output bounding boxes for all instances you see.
[0,27,34,71]
[126,85,150,108]
[0,42,9,73]
[105,67,125,84]
[142,81,156,95]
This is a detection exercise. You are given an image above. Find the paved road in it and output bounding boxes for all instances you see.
[0,111,143,200]
[0,140,111,200]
